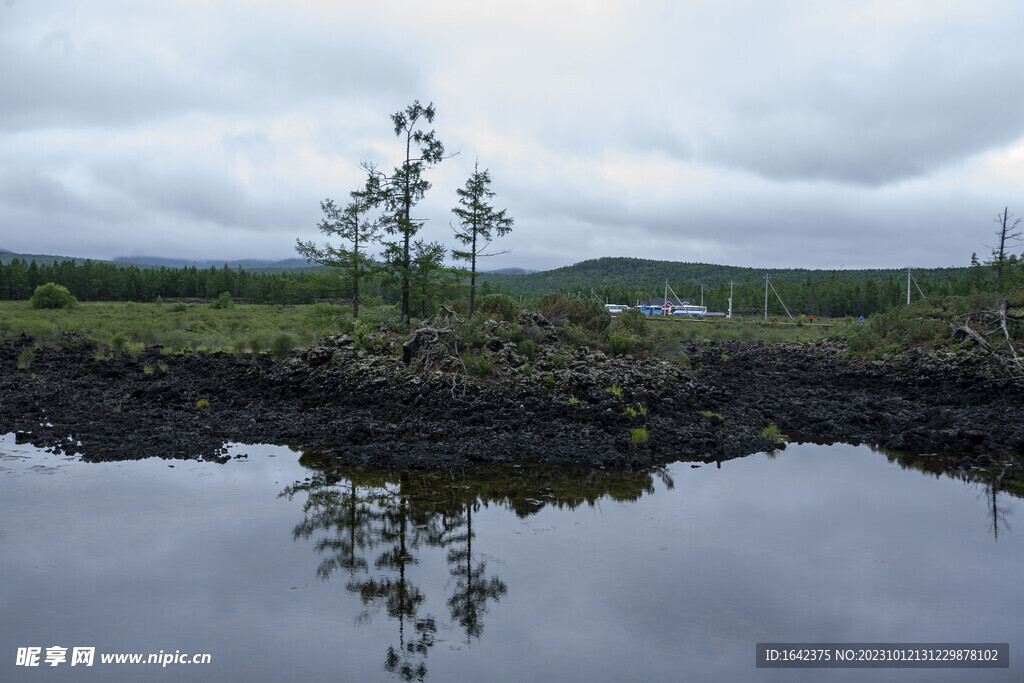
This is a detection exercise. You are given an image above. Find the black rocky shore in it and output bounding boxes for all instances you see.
[2,310,1023,473]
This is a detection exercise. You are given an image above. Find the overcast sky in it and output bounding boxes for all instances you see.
[2,0,1022,272]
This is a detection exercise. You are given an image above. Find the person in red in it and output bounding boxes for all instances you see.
[808,314,814,323]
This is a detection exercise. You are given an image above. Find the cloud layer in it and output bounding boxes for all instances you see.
[2,0,1022,271]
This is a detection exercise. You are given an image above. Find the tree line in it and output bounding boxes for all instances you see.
[3,248,1019,319]
[0,257,330,304]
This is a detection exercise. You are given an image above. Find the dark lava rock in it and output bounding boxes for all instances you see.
[1,331,1022,472]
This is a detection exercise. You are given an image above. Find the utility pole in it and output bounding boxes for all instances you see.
[764,275,769,320]
[907,267,911,305]
[728,281,733,319]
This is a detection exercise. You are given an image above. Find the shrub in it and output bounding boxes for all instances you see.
[608,332,635,357]
[551,353,569,369]
[210,292,234,309]
[761,424,784,444]
[17,347,34,369]
[517,339,536,359]
[613,308,648,336]
[248,333,266,356]
[630,427,649,444]
[30,283,77,309]
[462,353,491,377]
[196,399,210,409]
[538,293,609,332]
[359,306,405,332]
[271,333,296,360]
[476,294,519,322]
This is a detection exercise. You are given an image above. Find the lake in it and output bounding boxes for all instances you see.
[1,433,1019,681]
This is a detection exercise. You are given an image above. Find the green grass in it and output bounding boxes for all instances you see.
[650,317,833,349]
[761,424,785,444]
[0,301,348,356]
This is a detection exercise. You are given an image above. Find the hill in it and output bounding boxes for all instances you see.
[475,256,969,298]
[112,255,315,271]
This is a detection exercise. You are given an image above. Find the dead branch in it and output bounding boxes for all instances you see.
[950,299,1024,379]
[401,304,464,373]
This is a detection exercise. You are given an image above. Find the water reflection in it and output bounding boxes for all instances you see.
[281,458,672,679]
[876,447,1021,541]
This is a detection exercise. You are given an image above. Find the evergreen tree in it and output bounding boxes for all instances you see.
[362,100,446,322]
[451,160,514,316]
[409,239,453,319]
[297,186,378,317]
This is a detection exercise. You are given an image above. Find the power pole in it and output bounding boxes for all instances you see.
[764,275,769,320]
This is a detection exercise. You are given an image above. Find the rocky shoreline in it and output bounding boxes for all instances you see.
[2,314,1023,474]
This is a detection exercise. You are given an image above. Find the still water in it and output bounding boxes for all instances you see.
[1,433,1020,682]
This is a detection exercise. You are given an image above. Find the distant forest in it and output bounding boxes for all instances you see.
[0,253,1016,319]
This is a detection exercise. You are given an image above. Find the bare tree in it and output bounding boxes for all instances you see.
[990,206,1022,297]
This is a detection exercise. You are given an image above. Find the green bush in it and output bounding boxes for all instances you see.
[248,333,266,356]
[210,292,234,309]
[17,347,34,369]
[30,283,77,310]
[538,293,609,332]
[271,333,296,360]
[517,339,536,359]
[613,309,648,336]
[608,332,635,357]
[359,306,404,332]
[462,353,491,377]
[476,294,519,322]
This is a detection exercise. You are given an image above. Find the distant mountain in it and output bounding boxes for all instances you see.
[483,267,538,275]
[0,251,115,266]
[112,255,313,270]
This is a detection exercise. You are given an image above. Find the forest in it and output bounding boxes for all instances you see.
[0,252,1017,320]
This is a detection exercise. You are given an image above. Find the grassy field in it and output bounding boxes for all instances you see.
[0,300,354,358]
[0,299,849,360]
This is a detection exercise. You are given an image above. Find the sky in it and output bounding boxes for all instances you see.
[2,0,1023,272]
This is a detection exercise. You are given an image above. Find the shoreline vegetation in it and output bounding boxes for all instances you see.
[1,282,1020,364]
[1,288,1022,498]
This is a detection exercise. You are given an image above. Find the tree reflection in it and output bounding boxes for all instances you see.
[281,459,668,678]
[875,447,1020,542]
[444,500,507,642]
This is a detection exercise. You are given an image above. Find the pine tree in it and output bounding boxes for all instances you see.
[362,101,446,322]
[451,161,514,316]
[296,186,378,317]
